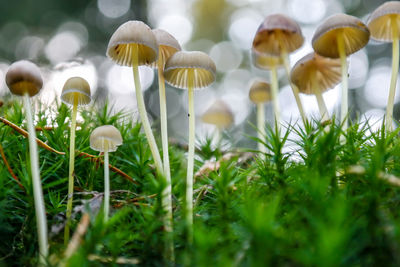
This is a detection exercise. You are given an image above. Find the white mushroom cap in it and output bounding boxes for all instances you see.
[106,20,158,66]
[164,51,216,90]
[249,80,271,104]
[61,77,92,106]
[6,60,43,97]
[201,99,234,129]
[251,49,283,70]
[149,29,181,68]
[368,1,400,42]
[90,125,123,153]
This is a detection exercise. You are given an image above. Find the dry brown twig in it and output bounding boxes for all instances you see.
[0,143,23,189]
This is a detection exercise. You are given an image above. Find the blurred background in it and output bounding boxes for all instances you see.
[0,0,394,148]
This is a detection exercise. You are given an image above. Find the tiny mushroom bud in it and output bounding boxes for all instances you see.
[90,125,123,223]
[201,99,234,130]
[164,50,216,240]
[62,76,92,243]
[5,60,48,264]
[312,14,370,130]
[368,1,400,130]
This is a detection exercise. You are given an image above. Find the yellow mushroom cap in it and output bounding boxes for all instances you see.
[164,51,216,90]
[251,49,283,70]
[201,100,234,129]
[106,20,158,66]
[290,52,341,95]
[148,29,181,68]
[61,77,92,106]
[252,14,304,56]
[249,80,271,104]
[312,14,370,58]
[6,60,43,97]
[90,125,123,153]
[368,1,400,42]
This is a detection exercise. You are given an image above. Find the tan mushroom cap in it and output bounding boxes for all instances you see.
[201,100,234,128]
[249,80,271,104]
[251,49,283,70]
[164,51,216,90]
[368,1,400,42]
[290,52,341,95]
[149,29,181,68]
[61,77,91,106]
[312,14,370,58]
[106,20,158,66]
[6,60,43,97]
[252,14,304,56]
[90,125,123,153]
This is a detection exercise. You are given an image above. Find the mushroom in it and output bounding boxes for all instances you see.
[312,14,370,130]
[61,76,91,243]
[6,60,48,263]
[106,21,163,174]
[290,52,342,122]
[249,80,271,153]
[251,49,283,131]
[252,14,306,123]
[164,51,216,240]
[368,1,400,130]
[90,125,123,222]
[201,99,234,144]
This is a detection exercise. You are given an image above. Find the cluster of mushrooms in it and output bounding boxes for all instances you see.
[3,1,400,264]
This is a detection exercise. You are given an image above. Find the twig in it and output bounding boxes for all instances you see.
[88,254,139,265]
[0,117,65,155]
[112,193,157,208]
[64,213,90,258]
[379,171,400,187]
[35,126,54,131]
[0,142,24,189]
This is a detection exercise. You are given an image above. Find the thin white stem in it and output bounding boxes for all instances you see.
[386,17,399,131]
[104,144,110,223]
[131,44,163,173]
[157,58,175,262]
[186,69,195,244]
[23,93,48,265]
[312,75,330,122]
[65,96,78,244]
[257,102,266,154]
[270,65,281,132]
[337,33,348,130]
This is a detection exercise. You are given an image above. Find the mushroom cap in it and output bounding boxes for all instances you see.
[6,60,43,97]
[164,51,216,90]
[148,29,181,68]
[249,80,271,104]
[61,77,91,106]
[90,125,123,153]
[201,100,234,128]
[312,14,370,58]
[252,14,304,56]
[368,1,400,42]
[251,49,283,70]
[290,52,341,95]
[106,20,158,66]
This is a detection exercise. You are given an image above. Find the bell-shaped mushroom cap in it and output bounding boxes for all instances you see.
[61,77,91,106]
[290,52,341,95]
[6,60,43,97]
[249,80,271,104]
[90,125,123,153]
[251,49,283,70]
[312,14,370,58]
[201,100,234,129]
[164,51,216,90]
[106,20,158,66]
[252,14,304,56]
[149,29,181,68]
[368,1,400,42]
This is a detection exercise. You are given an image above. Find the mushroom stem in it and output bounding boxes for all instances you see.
[313,77,330,122]
[256,102,267,154]
[157,58,175,261]
[131,44,163,173]
[282,51,307,124]
[186,69,195,244]
[65,95,78,244]
[215,127,222,147]
[337,33,348,130]
[386,17,399,131]
[23,93,48,264]
[104,143,110,223]
[270,65,281,132]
